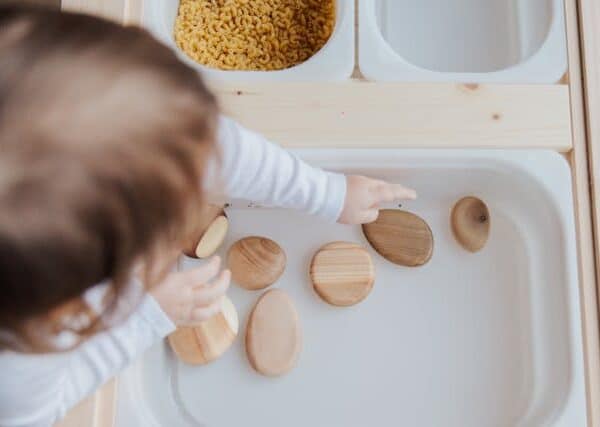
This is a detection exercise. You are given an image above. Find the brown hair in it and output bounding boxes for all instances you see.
[0,5,218,351]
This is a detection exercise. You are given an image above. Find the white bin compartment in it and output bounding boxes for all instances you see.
[359,0,566,83]
[142,0,354,83]
[115,150,586,427]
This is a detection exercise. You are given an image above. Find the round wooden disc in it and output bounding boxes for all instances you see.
[168,296,238,365]
[194,215,229,258]
[183,204,228,259]
[309,242,375,307]
[245,289,302,377]
[451,196,490,252]
[227,236,286,290]
[362,209,433,267]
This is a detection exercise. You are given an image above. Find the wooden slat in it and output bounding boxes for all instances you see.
[579,0,600,295]
[93,379,117,427]
[565,0,600,425]
[54,380,116,427]
[54,392,96,427]
[213,82,572,150]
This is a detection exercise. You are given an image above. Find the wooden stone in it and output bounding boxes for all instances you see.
[245,289,302,377]
[451,196,490,252]
[168,296,238,365]
[310,242,375,307]
[183,204,229,259]
[227,236,286,290]
[362,209,433,267]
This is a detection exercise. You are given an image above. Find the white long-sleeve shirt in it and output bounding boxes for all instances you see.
[0,118,347,427]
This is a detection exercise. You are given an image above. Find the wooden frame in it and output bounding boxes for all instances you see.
[579,1,600,232]
[56,0,600,426]
[578,0,600,370]
[564,0,600,425]
[213,82,571,150]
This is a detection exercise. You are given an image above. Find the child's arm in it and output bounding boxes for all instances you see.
[204,116,346,221]
[206,117,416,224]
[0,295,171,427]
[0,258,228,427]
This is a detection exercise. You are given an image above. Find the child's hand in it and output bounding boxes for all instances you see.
[150,256,231,326]
[338,175,417,224]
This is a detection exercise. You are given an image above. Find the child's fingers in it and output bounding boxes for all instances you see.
[193,269,231,306]
[182,256,221,285]
[372,182,395,204]
[191,297,224,322]
[373,182,417,203]
[360,209,380,224]
[389,183,417,200]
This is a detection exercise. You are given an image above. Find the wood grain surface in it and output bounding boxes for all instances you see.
[168,296,238,365]
[212,82,572,151]
[228,236,286,290]
[310,241,375,306]
[183,205,228,259]
[450,197,490,252]
[578,0,600,354]
[565,0,600,424]
[245,289,302,377]
[363,210,434,267]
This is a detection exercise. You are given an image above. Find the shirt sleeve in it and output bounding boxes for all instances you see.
[203,116,347,222]
[0,294,175,427]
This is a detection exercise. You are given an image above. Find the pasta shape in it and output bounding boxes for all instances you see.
[174,0,335,71]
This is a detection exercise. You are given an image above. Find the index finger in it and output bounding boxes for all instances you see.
[373,182,417,204]
[389,183,417,200]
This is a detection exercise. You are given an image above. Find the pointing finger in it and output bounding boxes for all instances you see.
[390,183,417,200]
[360,209,380,224]
[372,182,396,204]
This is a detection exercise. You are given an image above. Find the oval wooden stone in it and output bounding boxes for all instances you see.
[168,296,238,365]
[227,236,286,290]
[362,209,433,267]
[451,196,490,252]
[183,204,229,259]
[245,289,302,377]
[310,242,375,307]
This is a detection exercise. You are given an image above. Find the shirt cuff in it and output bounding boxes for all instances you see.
[321,172,347,222]
[136,295,176,338]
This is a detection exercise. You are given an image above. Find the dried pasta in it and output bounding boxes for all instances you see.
[174,0,335,71]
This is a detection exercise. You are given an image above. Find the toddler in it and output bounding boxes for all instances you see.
[0,6,415,427]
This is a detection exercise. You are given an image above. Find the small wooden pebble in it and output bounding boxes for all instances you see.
[227,236,286,290]
[246,289,302,377]
[168,296,238,365]
[451,196,490,252]
[310,242,375,307]
[183,204,229,259]
[362,209,434,267]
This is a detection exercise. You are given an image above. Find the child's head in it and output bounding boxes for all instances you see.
[0,6,218,351]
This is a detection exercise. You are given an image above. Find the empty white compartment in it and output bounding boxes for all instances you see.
[141,0,354,82]
[115,150,586,427]
[359,0,567,83]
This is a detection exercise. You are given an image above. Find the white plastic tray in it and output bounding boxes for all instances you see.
[141,0,354,83]
[358,0,567,83]
[116,149,586,427]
